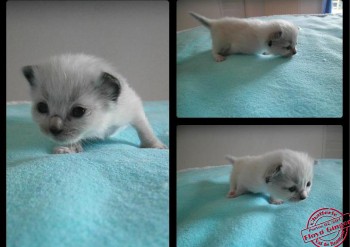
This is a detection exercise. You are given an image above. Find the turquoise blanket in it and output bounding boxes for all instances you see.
[177,14,342,117]
[6,102,169,247]
[177,160,343,247]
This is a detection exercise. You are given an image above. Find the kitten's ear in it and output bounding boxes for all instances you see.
[265,163,282,183]
[98,72,121,101]
[22,65,37,86]
[270,31,282,40]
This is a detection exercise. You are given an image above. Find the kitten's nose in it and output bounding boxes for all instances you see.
[299,194,306,200]
[49,115,63,136]
[292,48,297,55]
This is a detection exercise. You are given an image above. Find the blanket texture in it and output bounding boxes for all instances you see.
[6,101,169,247]
[177,160,343,247]
[177,14,342,117]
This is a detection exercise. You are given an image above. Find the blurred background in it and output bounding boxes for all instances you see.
[7,1,169,102]
[177,125,342,170]
[177,0,343,31]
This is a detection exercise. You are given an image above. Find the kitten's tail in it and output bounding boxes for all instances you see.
[189,12,211,28]
[225,155,237,165]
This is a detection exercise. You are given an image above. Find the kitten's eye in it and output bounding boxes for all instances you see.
[307,182,311,187]
[71,106,86,118]
[285,46,292,50]
[288,186,297,192]
[37,102,49,114]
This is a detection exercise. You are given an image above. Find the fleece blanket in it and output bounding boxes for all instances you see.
[6,101,169,247]
[177,160,343,247]
[177,14,342,117]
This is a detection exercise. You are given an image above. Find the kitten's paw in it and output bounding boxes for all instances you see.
[141,141,167,149]
[153,142,168,149]
[269,198,284,205]
[214,54,226,62]
[227,191,236,198]
[53,144,83,154]
[53,147,76,154]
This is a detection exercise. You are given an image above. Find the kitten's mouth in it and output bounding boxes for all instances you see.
[51,134,71,142]
[41,126,80,144]
[289,195,308,202]
[286,50,297,57]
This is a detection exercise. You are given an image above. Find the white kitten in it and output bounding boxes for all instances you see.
[226,149,314,205]
[22,53,166,154]
[190,12,299,62]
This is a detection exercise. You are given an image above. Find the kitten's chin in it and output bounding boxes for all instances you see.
[282,51,296,57]
[289,197,306,202]
[50,134,82,145]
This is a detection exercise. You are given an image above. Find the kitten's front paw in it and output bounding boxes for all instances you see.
[53,144,83,154]
[214,54,226,62]
[269,197,284,205]
[141,141,167,149]
[54,147,76,154]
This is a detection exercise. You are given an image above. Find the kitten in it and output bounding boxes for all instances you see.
[190,12,299,62]
[22,54,167,154]
[226,149,314,204]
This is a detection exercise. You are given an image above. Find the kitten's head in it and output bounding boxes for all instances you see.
[266,20,299,57]
[265,150,314,202]
[22,54,121,144]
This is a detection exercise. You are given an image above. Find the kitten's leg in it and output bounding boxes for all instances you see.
[269,196,284,205]
[227,169,246,198]
[227,170,238,197]
[131,110,167,149]
[53,142,83,154]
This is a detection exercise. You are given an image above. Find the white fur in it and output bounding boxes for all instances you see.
[23,54,166,154]
[226,149,314,205]
[190,12,299,62]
